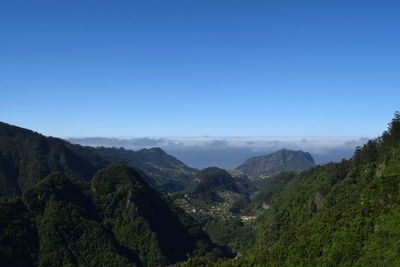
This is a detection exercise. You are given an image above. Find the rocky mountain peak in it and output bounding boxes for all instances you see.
[236,149,315,178]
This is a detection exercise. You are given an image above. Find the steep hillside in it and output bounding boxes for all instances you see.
[172,168,256,255]
[173,167,255,219]
[0,164,227,266]
[94,146,197,192]
[0,122,197,198]
[179,112,400,266]
[237,149,315,178]
[184,167,255,204]
[187,167,239,195]
[0,122,110,199]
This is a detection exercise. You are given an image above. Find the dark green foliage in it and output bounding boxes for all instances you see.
[94,147,198,192]
[204,218,255,254]
[22,173,136,266]
[186,167,240,202]
[174,168,255,256]
[2,113,400,266]
[379,111,400,154]
[22,173,96,215]
[189,168,238,194]
[228,195,251,214]
[358,207,400,265]
[0,122,197,200]
[91,164,209,266]
[173,257,214,267]
[354,140,379,164]
[243,171,297,214]
[36,201,134,267]
[0,164,224,266]
[0,199,38,267]
[0,122,110,199]
[232,175,257,197]
[213,112,400,266]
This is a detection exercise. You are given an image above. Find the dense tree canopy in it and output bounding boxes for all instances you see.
[178,112,400,266]
[1,112,400,266]
[0,164,227,266]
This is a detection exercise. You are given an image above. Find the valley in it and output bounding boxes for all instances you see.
[2,2,398,266]
[0,112,400,266]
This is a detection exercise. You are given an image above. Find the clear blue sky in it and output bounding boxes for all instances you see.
[1,0,399,137]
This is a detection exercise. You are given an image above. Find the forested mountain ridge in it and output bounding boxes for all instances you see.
[182,167,255,205]
[187,167,239,195]
[0,164,227,266]
[178,113,400,266]
[2,112,400,266]
[93,146,197,192]
[0,122,197,198]
[237,149,315,178]
[171,168,257,255]
[0,122,110,199]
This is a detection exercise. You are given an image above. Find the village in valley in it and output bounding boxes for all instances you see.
[173,191,258,222]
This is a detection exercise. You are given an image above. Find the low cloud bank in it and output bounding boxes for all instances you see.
[67,136,370,169]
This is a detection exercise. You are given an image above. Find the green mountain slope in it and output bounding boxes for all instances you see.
[179,113,400,266]
[0,122,110,199]
[172,168,256,255]
[187,167,239,194]
[0,122,197,198]
[0,164,227,266]
[94,146,197,192]
[183,167,254,204]
[241,113,400,266]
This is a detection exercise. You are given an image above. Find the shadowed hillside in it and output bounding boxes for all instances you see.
[0,122,197,199]
[94,146,197,192]
[0,164,229,266]
[0,122,110,199]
